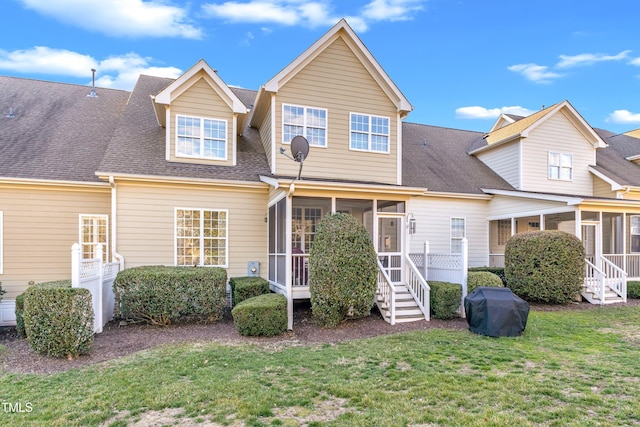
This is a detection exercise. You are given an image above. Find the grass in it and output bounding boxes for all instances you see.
[2,306,640,426]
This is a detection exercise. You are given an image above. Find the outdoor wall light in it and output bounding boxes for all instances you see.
[409,217,417,235]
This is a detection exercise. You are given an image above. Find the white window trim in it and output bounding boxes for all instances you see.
[450,217,466,254]
[175,114,228,161]
[349,112,391,154]
[631,215,640,254]
[282,103,328,148]
[78,214,109,262]
[174,208,229,268]
[548,151,573,181]
[0,211,3,274]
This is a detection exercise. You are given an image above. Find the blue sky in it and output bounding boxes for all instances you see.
[2,0,640,134]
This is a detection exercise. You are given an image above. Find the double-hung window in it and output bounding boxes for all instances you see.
[632,216,640,253]
[176,115,227,160]
[350,113,390,153]
[548,152,572,180]
[283,104,327,147]
[451,217,466,254]
[176,209,228,267]
[79,215,108,262]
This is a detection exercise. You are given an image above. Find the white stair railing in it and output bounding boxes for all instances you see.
[377,258,396,325]
[404,255,430,321]
[584,257,627,304]
[601,257,627,302]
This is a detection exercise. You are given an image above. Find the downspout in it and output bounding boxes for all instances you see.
[109,176,125,270]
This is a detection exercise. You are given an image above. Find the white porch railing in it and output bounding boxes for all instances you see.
[604,254,640,279]
[405,255,430,321]
[71,243,121,333]
[584,257,627,304]
[292,252,309,287]
[377,258,397,325]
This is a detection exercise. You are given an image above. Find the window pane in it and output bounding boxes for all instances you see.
[350,132,368,150]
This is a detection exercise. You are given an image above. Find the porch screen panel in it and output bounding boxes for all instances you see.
[632,216,640,253]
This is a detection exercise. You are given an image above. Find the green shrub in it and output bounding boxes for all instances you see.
[16,280,72,338]
[231,293,287,336]
[229,276,269,307]
[505,231,585,304]
[23,286,94,358]
[309,213,378,327]
[468,267,506,286]
[429,281,462,320]
[113,266,227,326]
[467,271,504,294]
[628,281,640,299]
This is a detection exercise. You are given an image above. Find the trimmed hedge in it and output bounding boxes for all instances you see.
[468,267,506,286]
[467,271,504,294]
[231,293,287,336]
[505,231,585,304]
[229,276,269,307]
[113,266,227,326]
[628,281,640,299]
[23,286,94,359]
[309,213,378,327]
[430,281,462,320]
[16,280,72,338]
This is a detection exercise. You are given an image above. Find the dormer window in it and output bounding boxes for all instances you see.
[350,113,389,153]
[548,152,572,181]
[283,104,327,147]
[176,115,227,160]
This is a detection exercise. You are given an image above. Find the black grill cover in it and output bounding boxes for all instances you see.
[464,287,529,337]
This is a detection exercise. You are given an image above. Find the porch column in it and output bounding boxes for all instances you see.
[286,194,294,330]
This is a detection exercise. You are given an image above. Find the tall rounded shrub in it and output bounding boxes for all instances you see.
[309,213,378,327]
[505,230,585,303]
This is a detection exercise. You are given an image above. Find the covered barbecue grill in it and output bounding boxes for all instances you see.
[464,287,529,337]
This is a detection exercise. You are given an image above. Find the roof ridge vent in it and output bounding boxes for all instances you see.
[5,108,14,118]
[88,68,98,98]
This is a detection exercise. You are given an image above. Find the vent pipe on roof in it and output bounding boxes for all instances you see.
[5,108,14,118]
[88,68,98,98]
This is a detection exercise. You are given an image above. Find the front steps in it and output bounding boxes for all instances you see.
[377,284,426,324]
[582,287,625,305]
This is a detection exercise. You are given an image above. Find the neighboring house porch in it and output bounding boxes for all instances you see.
[487,194,640,304]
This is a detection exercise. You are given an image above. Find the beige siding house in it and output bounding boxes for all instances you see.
[2,19,640,327]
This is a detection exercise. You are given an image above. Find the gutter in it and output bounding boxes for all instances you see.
[109,176,125,271]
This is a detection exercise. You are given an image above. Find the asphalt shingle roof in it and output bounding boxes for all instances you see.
[97,75,271,182]
[0,76,129,182]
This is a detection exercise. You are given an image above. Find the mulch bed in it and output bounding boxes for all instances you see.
[2,299,638,375]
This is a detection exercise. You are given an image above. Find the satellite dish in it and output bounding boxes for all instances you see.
[290,135,309,162]
[279,135,310,180]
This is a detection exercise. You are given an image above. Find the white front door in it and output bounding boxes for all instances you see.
[378,215,403,283]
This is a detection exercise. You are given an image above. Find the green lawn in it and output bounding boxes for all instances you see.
[2,306,640,426]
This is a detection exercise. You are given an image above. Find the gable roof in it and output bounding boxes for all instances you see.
[152,59,249,129]
[590,129,640,188]
[470,101,608,154]
[402,122,514,194]
[250,19,412,127]
[97,76,270,183]
[0,76,130,183]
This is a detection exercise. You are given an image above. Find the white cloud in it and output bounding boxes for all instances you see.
[556,50,631,68]
[201,0,424,32]
[456,106,537,120]
[605,110,640,124]
[0,47,181,90]
[0,46,97,76]
[507,63,562,84]
[18,0,202,39]
[631,57,640,66]
[362,0,424,21]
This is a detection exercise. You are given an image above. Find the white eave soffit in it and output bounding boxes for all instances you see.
[262,19,412,113]
[153,59,248,114]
